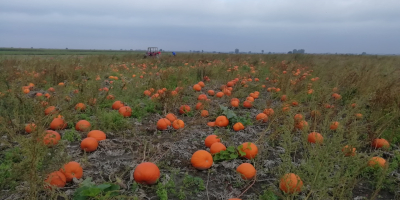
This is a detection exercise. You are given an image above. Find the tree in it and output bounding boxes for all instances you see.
[361,52,367,55]
[235,49,239,54]
[261,50,264,54]
[288,51,293,54]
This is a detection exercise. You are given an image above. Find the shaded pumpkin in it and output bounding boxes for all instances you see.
[165,113,177,122]
[342,145,356,157]
[44,171,66,189]
[179,105,191,114]
[256,113,268,122]
[371,138,390,149]
[279,173,303,194]
[43,130,61,146]
[368,157,386,168]
[201,110,209,117]
[44,106,57,115]
[307,132,323,144]
[233,122,245,131]
[75,103,86,111]
[50,118,67,130]
[25,123,37,133]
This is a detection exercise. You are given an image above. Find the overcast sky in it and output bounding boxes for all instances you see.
[1,0,399,54]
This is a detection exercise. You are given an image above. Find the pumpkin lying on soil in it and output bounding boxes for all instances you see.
[133,162,160,185]
[80,137,99,152]
[44,171,66,189]
[236,163,256,180]
[59,161,83,182]
[205,135,221,148]
[210,142,226,154]
[191,150,213,170]
[87,130,106,141]
[239,142,258,159]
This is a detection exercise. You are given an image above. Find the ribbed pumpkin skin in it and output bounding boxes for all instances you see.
[191,150,213,170]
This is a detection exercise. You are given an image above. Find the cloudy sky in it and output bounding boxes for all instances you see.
[1,0,399,54]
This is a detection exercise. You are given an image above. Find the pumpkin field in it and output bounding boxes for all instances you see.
[0,53,399,200]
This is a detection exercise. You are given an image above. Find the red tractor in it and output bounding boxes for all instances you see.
[144,47,161,58]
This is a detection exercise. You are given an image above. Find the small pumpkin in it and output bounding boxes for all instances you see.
[236,163,256,180]
[201,110,209,117]
[172,119,185,130]
[279,173,303,194]
[75,120,91,132]
[342,145,356,157]
[157,118,171,130]
[294,114,303,122]
[255,113,268,122]
[368,157,386,168]
[233,122,245,131]
[205,135,221,147]
[210,142,226,154]
[80,137,99,152]
[208,90,215,96]
[44,106,57,115]
[191,150,213,170]
[215,116,229,127]
[216,92,224,98]
[59,161,83,182]
[25,123,37,133]
[44,171,67,189]
[112,101,124,110]
[50,118,67,130]
[371,138,389,149]
[133,162,160,185]
[75,103,86,111]
[263,108,274,116]
[43,130,61,146]
[87,130,106,141]
[193,84,202,91]
[307,132,323,144]
[330,121,339,130]
[239,142,258,159]
[165,113,177,122]
[243,100,252,108]
[179,105,191,114]
[118,106,132,117]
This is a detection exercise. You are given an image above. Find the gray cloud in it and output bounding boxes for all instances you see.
[1,0,399,54]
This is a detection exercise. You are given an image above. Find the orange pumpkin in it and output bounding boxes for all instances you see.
[236,163,256,180]
[207,121,216,127]
[215,116,229,127]
[112,101,124,110]
[256,113,268,122]
[75,103,86,111]
[208,90,215,96]
[295,120,308,130]
[118,106,132,117]
[172,119,185,130]
[330,121,339,130]
[87,130,106,141]
[243,100,252,108]
[371,138,390,149]
[210,142,226,154]
[25,123,37,133]
[279,173,303,194]
[368,157,386,168]
[59,161,83,182]
[44,171,66,189]
[239,142,258,159]
[193,84,202,91]
[233,122,245,131]
[44,106,57,115]
[43,130,61,146]
[205,135,221,147]
[263,108,274,116]
[294,114,303,122]
[157,118,171,130]
[195,102,204,110]
[165,113,177,122]
[179,105,191,114]
[307,132,323,144]
[80,137,98,152]
[342,145,356,157]
[216,92,224,98]
[231,100,239,108]
[198,94,208,101]
[133,162,160,185]
[191,150,213,170]
[201,110,209,117]
[50,118,67,130]
[281,95,287,102]
[75,120,91,132]
[198,81,205,88]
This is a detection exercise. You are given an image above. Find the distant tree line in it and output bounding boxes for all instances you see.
[288,49,305,54]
